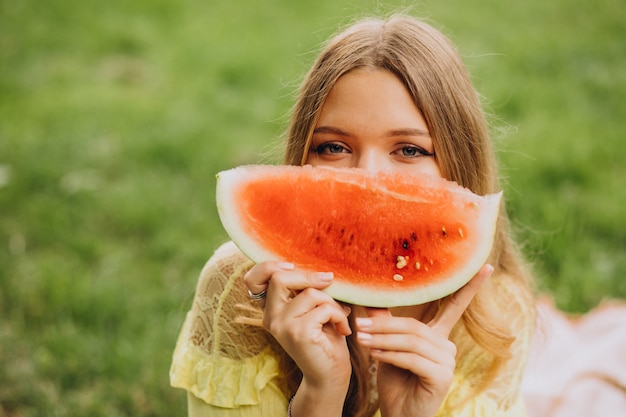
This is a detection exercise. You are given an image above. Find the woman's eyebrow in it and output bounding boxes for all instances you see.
[386,128,431,138]
[312,126,352,136]
[313,126,430,138]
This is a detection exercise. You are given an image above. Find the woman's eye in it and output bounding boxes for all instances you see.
[397,145,434,158]
[314,143,349,154]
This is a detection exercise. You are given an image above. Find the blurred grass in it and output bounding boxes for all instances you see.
[1,0,624,415]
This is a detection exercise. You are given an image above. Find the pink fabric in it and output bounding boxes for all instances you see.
[522,297,626,417]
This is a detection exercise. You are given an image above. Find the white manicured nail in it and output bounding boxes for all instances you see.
[316,272,334,281]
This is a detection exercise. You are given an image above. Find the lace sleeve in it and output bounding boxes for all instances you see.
[186,241,269,358]
[170,242,288,410]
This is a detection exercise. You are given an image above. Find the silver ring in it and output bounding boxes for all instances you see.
[248,289,267,301]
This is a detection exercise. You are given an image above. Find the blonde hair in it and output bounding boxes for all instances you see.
[281,15,534,415]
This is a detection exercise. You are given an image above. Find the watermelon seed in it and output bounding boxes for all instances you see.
[396,255,409,269]
[415,261,421,270]
[402,239,410,249]
[393,274,404,281]
[411,232,417,241]
[458,228,464,238]
[442,227,447,237]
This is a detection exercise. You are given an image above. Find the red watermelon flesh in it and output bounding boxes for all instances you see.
[216,165,502,307]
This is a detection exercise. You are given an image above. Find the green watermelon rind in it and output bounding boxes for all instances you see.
[216,165,502,308]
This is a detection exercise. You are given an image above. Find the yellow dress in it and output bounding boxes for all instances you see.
[170,242,533,416]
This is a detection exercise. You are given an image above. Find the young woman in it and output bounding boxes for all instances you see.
[170,15,535,417]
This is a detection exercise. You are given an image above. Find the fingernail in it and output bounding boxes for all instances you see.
[342,305,352,315]
[278,262,295,270]
[357,331,372,342]
[316,272,333,281]
[355,317,372,328]
[485,264,494,275]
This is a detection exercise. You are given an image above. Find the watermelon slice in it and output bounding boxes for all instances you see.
[216,165,501,307]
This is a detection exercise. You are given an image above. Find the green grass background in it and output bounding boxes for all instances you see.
[1,0,624,415]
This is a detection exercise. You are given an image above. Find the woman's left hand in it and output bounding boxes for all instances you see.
[355,264,493,417]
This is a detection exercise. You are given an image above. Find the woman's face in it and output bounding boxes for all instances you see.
[307,69,442,178]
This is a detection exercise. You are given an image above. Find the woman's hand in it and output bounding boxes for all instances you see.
[244,261,352,416]
[356,264,494,417]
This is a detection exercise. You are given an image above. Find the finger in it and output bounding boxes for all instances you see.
[262,270,336,320]
[356,316,453,355]
[371,350,454,390]
[265,291,351,338]
[280,287,342,319]
[264,269,334,303]
[243,261,295,295]
[429,264,493,337]
[359,330,455,360]
[302,301,352,337]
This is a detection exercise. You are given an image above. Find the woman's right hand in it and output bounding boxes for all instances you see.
[244,261,352,414]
